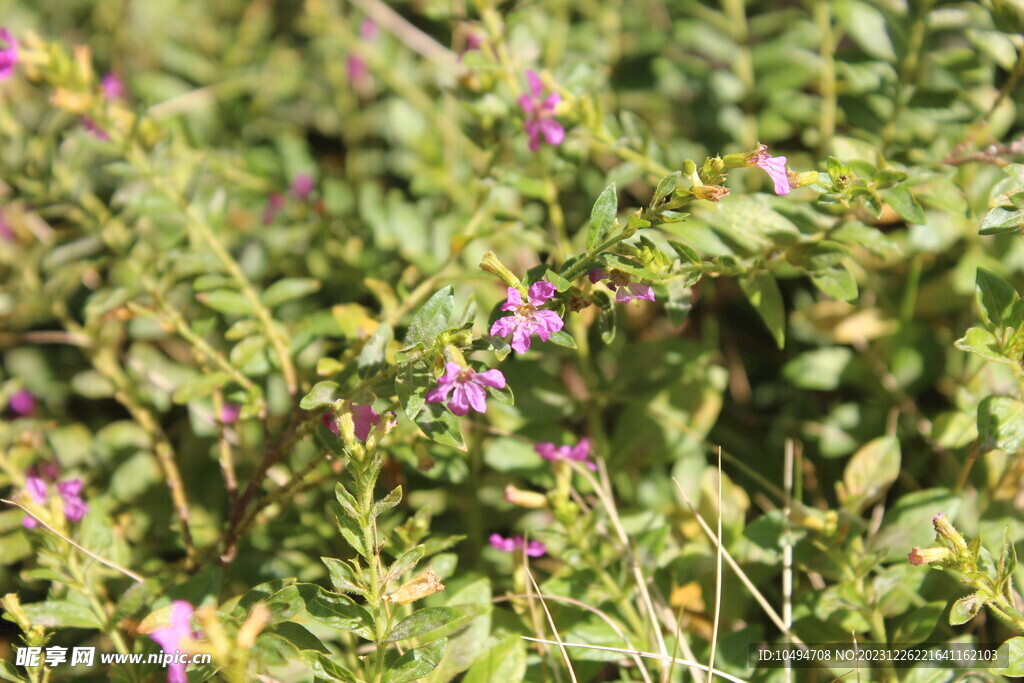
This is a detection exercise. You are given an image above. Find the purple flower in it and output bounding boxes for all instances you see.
[535,438,596,471]
[8,389,36,416]
[290,174,314,201]
[360,19,379,41]
[425,362,506,416]
[262,192,285,226]
[518,70,564,152]
[589,268,655,303]
[0,211,12,242]
[220,402,241,424]
[101,72,125,99]
[489,533,545,557]
[322,404,382,441]
[465,33,483,52]
[21,475,88,528]
[748,144,791,195]
[348,55,369,86]
[82,117,110,141]
[0,29,18,81]
[150,601,197,683]
[489,281,564,354]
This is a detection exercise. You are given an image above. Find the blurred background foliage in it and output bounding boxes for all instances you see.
[1,0,1024,680]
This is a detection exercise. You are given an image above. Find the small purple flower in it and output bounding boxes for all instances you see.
[347,55,369,87]
[518,70,564,152]
[0,211,13,242]
[589,268,655,303]
[101,72,125,99]
[748,144,791,195]
[220,402,241,424]
[21,474,88,528]
[360,19,379,41]
[8,389,36,416]
[322,404,382,442]
[262,192,285,226]
[82,117,110,141]
[290,174,314,201]
[489,533,545,557]
[0,29,18,81]
[425,362,506,416]
[150,601,197,683]
[535,438,596,471]
[465,33,483,52]
[490,281,564,354]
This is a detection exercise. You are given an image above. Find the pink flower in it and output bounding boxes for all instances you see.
[425,362,506,416]
[489,281,564,354]
[360,19,379,41]
[101,72,125,99]
[748,144,791,195]
[262,192,285,225]
[0,29,18,81]
[489,533,545,557]
[220,402,241,424]
[535,438,596,471]
[8,389,36,416]
[589,268,655,303]
[82,117,110,141]
[21,474,88,528]
[465,33,483,52]
[347,55,369,86]
[0,211,12,242]
[290,174,314,201]
[518,70,564,152]
[322,404,382,441]
[150,601,197,683]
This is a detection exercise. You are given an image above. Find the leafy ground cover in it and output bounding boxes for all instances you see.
[1,0,1024,680]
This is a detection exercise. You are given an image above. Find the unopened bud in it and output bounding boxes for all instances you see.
[237,603,270,649]
[479,251,523,290]
[384,568,445,605]
[932,513,968,554]
[908,546,952,566]
[790,170,819,188]
[504,485,548,508]
[691,185,730,202]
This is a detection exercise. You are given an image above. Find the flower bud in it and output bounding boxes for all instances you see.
[504,484,548,508]
[236,603,270,649]
[907,546,951,566]
[691,185,730,202]
[932,513,968,555]
[479,251,523,290]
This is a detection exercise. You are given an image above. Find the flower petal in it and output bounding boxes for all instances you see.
[525,540,547,557]
[490,315,518,338]
[449,385,471,416]
[628,283,656,301]
[588,268,609,284]
[525,69,543,98]
[473,369,507,389]
[463,382,488,414]
[352,404,381,442]
[528,280,557,305]
[539,118,565,147]
[535,442,559,460]
[510,325,532,353]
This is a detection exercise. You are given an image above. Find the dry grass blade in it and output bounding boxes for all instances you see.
[671,479,807,648]
[707,448,724,683]
[2,499,145,583]
[524,560,578,683]
[520,637,752,683]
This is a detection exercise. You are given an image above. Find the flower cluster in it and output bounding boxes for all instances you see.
[536,438,596,471]
[22,465,88,528]
[489,533,545,557]
[519,70,564,152]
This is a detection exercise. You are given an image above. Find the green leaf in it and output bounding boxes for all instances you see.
[955,327,1012,364]
[547,329,577,349]
[0,658,26,682]
[948,593,983,626]
[810,264,858,302]
[386,545,426,583]
[462,635,527,683]
[993,636,1024,676]
[298,585,374,639]
[839,436,901,512]
[783,347,853,390]
[586,184,618,250]
[384,639,447,683]
[739,271,785,349]
[998,526,1018,581]
[171,371,232,404]
[651,172,681,205]
[835,0,895,60]
[980,207,1024,235]
[358,324,393,377]
[301,651,359,682]
[593,290,616,343]
[261,278,322,307]
[666,279,694,326]
[975,268,1019,330]
[405,287,454,346]
[322,557,366,596]
[372,486,403,519]
[881,185,925,224]
[978,396,1024,453]
[197,289,254,315]
[601,253,662,282]
[299,381,339,410]
[18,601,101,629]
[396,358,432,422]
[669,240,701,265]
[266,622,329,654]
[416,403,467,452]
[543,270,572,292]
[385,607,468,644]
[893,601,944,644]
[786,241,851,272]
